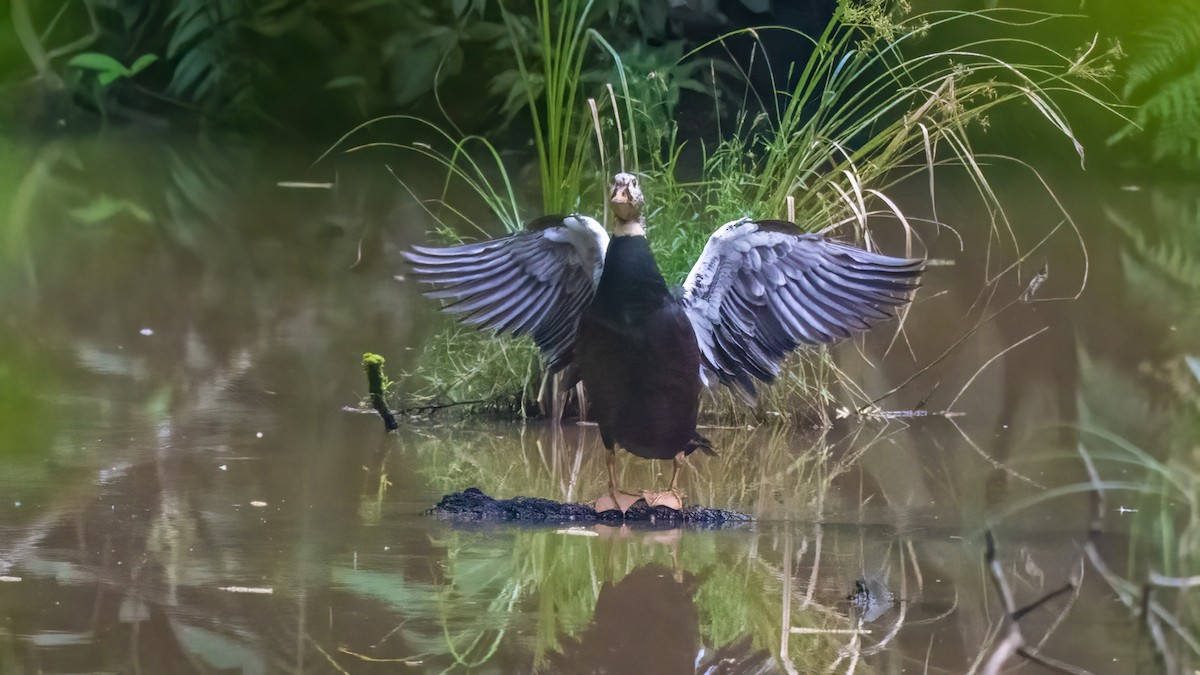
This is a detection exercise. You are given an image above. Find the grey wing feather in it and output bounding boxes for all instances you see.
[682,218,924,398]
[402,214,609,371]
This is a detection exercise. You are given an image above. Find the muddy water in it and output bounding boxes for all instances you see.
[0,135,1195,673]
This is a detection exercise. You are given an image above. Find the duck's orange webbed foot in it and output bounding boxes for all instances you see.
[594,490,643,515]
[641,488,683,511]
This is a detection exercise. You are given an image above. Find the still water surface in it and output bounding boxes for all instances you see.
[0,134,1196,673]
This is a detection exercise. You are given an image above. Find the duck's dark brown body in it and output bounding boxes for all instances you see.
[575,235,708,460]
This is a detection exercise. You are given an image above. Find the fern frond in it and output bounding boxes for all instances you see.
[1113,3,1200,169]
[1135,68,1200,168]
[1124,4,1200,100]
[1111,190,1200,294]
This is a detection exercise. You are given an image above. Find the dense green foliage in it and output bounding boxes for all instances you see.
[1,0,729,136]
[6,0,495,127]
[3,0,1194,175]
[1106,0,1200,170]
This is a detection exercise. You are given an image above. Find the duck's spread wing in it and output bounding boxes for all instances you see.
[402,214,609,371]
[681,218,925,398]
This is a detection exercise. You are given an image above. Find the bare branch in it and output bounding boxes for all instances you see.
[981,531,1090,675]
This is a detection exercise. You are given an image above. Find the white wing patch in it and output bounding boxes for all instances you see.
[547,215,609,285]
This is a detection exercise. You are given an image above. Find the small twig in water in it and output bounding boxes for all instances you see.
[789,627,872,635]
[949,416,1042,488]
[337,646,423,665]
[1148,572,1200,589]
[1142,584,1177,675]
[395,398,486,415]
[307,635,352,674]
[362,353,398,431]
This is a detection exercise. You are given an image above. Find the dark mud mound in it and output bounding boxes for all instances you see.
[427,488,753,526]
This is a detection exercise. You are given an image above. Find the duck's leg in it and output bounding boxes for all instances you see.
[536,370,559,423]
[643,451,685,511]
[575,381,589,422]
[594,446,642,514]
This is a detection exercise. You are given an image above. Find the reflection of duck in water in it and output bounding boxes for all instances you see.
[406,174,923,513]
[547,562,772,674]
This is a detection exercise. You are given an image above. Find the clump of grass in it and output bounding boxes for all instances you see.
[657,2,1123,278]
[499,0,600,214]
[632,2,1122,420]
[401,323,542,418]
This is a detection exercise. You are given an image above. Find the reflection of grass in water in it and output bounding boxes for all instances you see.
[524,531,601,665]
[337,522,851,670]
[690,539,780,653]
[1077,185,1200,664]
[981,443,1199,666]
[984,338,1200,668]
[371,425,868,669]
[1082,433,1200,669]
[1106,188,1200,354]
[403,422,839,519]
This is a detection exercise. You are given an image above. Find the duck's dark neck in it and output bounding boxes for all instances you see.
[591,235,669,314]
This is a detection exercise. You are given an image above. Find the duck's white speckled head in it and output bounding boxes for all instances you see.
[609,173,645,235]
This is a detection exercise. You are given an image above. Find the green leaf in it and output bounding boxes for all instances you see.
[390,40,450,105]
[462,21,506,42]
[67,52,130,76]
[125,201,153,223]
[69,196,125,223]
[191,66,222,102]
[168,46,214,96]
[68,195,153,224]
[175,624,267,673]
[246,5,308,38]
[324,75,367,90]
[98,70,123,86]
[129,54,159,75]
[166,0,203,26]
[168,13,211,59]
